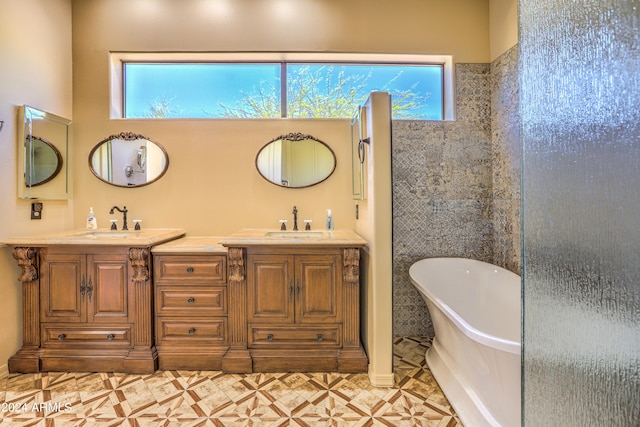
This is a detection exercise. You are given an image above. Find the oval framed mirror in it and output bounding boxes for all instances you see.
[256,132,336,188]
[25,135,63,187]
[89,132,169,187]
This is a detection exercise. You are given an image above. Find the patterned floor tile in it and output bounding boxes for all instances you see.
[0,337,460,426]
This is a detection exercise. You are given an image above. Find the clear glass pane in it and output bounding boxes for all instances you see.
[286,64,443,119]
[124,63,281,118]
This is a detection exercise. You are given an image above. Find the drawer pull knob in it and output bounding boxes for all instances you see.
[186,267,194,273]
[107,334,115,340]
[317,334,323,341]
[267,334,273,342]
[188,328,196,335]
[57,334,65,340]
[187,297,195,304]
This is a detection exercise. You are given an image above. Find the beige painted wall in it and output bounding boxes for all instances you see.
[70,0,489,381]
[0,0,73,372]
[0,0,493,374]
[71,0,491,233]
[355,92,394,386]
[490,0,519,61]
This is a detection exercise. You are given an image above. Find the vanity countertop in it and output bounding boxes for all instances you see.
[219,228,367,247]
[151,236,228,254]
[3,228,186,247]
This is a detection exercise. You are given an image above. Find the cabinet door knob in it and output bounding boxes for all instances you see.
[187,297,195,304]
[106,334,115,340]
[267,334,273,342]
[186,267,194,273]
[188,328,196,335]
[58,334,65,340]
[317,334,323,341]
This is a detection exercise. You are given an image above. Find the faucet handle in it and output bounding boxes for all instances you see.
[304,220,312,230]
[133,220,142,230]
[279,219,288,230]
[110,219,118,230]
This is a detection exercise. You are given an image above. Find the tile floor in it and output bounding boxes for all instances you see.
[0,337,460,426]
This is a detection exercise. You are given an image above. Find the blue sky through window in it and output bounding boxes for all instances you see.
[124,62,443,119]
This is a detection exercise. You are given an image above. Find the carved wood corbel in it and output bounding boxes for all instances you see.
[129,247,150,283]
[343,248,360,287]
[12,247,38,282]
[222,247,252,372]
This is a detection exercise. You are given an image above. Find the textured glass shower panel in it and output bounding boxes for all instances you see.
[520,0,640,426]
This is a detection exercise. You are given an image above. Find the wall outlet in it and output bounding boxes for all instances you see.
[31,202,43,220]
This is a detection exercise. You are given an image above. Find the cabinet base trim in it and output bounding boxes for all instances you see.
[8,348,41,373]
[221,348,252,373]
[158,347,227,371]
[337,347,369,373]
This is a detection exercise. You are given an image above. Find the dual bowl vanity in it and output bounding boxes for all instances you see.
[4,228,367,374]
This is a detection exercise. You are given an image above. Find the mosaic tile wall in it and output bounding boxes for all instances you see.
[392,63,493,337]
[392,51,521,337]
[491,45,521,275]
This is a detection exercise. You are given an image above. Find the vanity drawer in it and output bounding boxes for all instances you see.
[41,325,131,348]
[157,318,227,345]
[154,255,227,283]
[156,286,227,316]
[249,325,341,349]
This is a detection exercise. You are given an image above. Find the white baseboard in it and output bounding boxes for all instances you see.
[367,365,395,388]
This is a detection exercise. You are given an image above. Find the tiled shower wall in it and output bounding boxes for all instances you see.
[392,48,520,337]
[490,45,521,275]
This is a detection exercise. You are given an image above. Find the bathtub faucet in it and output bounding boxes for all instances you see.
[109,205,128,230]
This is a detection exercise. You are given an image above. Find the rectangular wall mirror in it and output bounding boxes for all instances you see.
[18,105,73,200]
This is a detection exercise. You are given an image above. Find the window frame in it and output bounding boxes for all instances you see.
[110,52,454,120]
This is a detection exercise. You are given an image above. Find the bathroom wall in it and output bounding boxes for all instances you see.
[0,0,495,372]
[520,0,640,424]
[0,0,74,373]
[392,64,493,337]
[490,45,520,274]
[355,92,394,386]
[392,0,520,337]
[391,49,521,337]
[69,0,492,377]
[70,0,491,237]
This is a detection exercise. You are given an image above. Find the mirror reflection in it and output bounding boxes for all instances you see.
[89,132,169,187]
[25,135,63,187]
[18,105,72,200]
[256,132,336,188]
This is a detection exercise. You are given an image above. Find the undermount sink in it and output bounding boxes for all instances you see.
[80,231,138,238]
[265,231,326,238]
[2,228,186,247]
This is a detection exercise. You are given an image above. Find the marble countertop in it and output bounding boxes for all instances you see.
[218,228,367,247]
[152,236,228,254]
[2,228,186,247]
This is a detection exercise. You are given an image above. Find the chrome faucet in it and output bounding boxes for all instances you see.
[109,205,128,230]
[292,206,299,231]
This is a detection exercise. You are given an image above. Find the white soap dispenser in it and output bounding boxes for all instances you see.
[326,209,334,231]
[87,207,98,230]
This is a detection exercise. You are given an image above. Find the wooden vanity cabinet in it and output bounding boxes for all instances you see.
[228,245,367,373]
[153,254,229,370]
[9,245,157,374]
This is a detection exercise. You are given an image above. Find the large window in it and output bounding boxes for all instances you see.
[116,53,451,120]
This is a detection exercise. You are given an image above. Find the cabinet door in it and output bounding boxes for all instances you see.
[41,253,86,323]
[87,254,129,323]
[247,254,294,324]
[296,254,342,324]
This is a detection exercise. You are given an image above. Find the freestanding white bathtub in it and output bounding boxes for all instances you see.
[409,257,521,427]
